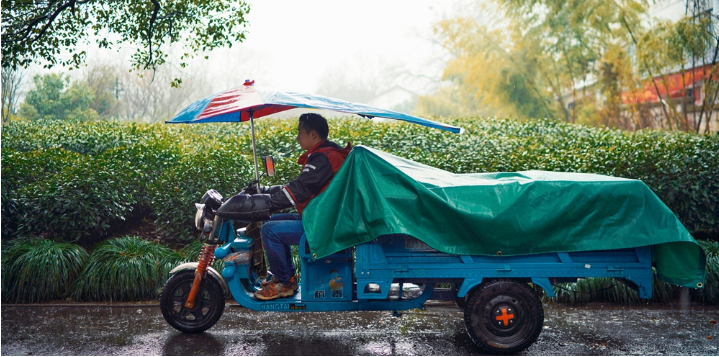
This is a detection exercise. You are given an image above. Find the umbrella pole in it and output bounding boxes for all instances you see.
[249,111,260,183]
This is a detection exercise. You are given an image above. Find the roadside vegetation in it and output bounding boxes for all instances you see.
[1,117,717,303]
[1,239,88,303]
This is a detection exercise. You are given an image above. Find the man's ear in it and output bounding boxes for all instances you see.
[309,130,318,140]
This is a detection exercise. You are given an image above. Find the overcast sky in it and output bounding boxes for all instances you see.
[18,0,468,117]
[68,0,463,93]
[234,0,460,93]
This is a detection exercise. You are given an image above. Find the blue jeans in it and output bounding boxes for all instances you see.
[260,213,303,284]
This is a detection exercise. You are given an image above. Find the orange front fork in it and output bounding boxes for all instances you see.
[185,243,217,309]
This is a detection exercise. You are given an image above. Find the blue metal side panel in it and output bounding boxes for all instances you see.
[222,231,654,312]
[301,250,353,302]
[221,234,436,312]
[225,261,434,312]
[355,235,654,299]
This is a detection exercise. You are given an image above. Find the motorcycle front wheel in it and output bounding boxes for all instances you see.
[160,270,225,333]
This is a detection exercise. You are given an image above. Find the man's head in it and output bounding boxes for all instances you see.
[297,113,329,150]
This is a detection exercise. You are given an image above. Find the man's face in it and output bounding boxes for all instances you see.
[296,123,317,150]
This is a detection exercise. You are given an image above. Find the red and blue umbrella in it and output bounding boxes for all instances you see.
[166,80,464,134]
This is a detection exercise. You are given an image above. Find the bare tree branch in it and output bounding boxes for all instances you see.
[145,0,161,70]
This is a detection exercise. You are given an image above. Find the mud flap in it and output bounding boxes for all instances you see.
[246,221,268,279]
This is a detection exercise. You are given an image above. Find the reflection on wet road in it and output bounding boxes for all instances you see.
[2,303,717,355]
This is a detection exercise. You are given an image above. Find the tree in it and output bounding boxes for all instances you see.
[427,0,719,132]
[1,0,250,86]
[19,73,98,121]
[427,0,647,124]
[414,85,488,118]
[117,64,211,122]
[1,67,26,123]
[84,65,120,118]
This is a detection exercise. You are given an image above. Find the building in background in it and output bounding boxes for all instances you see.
[638,0,719,132]
[562,0,719,132]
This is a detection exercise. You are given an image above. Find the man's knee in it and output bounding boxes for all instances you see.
[260,221,279,241]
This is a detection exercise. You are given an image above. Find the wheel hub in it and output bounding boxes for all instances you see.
[482,296,522,336]
[493,304,516,329]
[171,282,211,322]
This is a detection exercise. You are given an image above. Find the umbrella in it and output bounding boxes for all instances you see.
[166,80,464,181]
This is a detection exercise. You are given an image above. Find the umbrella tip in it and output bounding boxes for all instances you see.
[244,79,255,86]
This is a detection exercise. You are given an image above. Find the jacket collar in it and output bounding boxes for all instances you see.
[297,140,327,165]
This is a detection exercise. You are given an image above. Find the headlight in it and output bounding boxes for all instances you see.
[194,203,205,230]
[201,189,223,210]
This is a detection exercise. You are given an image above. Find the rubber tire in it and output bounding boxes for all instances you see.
[464,280,544,354]
[160,270,225,333]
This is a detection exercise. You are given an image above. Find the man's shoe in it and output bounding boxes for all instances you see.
[254,280,298,300]
[261,274,299,289]
[260,276,279,289]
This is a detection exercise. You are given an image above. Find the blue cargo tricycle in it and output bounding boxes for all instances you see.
[159,171,660,354]
[161,83,704,354]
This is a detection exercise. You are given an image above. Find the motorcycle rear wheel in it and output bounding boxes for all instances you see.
[464,280,544,354]
[160,270,225,333]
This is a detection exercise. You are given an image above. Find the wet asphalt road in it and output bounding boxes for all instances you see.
[1,303,718,356]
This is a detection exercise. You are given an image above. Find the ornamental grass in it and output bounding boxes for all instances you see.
[71,236,178,301]
[1,239,88,303]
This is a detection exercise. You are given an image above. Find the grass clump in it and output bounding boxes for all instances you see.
[72,236,178,301]
[1,239,88,303]
[696,240,719,304]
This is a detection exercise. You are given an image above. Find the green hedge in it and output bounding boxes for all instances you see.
[1,148,83,238]
[2,117,717,244]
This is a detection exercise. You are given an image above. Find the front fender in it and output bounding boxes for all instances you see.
[169,262,230,297]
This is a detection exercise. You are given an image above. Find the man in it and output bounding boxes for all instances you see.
[223,113,351,300]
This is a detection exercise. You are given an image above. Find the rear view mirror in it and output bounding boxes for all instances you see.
[264,156,276,177]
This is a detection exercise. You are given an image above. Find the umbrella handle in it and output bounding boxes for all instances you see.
[249,111,260,184]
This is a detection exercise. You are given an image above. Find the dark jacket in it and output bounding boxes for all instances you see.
[270,140,352,215]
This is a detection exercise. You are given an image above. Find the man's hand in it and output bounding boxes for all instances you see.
[258,185,283,194]
[216,193,272,221]
[245,185,282,195]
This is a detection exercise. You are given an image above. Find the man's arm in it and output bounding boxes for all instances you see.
[269,153,334,211]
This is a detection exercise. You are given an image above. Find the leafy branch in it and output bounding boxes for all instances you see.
[1,0,251,85]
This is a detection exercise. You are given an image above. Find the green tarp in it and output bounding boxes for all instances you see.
[303,146,705,288]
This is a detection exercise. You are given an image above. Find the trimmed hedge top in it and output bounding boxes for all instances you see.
[2,117,717,244]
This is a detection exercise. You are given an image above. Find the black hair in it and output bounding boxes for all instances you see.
[298,113,329,140]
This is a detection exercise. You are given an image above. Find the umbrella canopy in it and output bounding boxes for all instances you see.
[166,80,464,134]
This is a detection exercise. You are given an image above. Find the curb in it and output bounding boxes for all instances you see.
[2,303,160,308]
[2,303,244,308]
